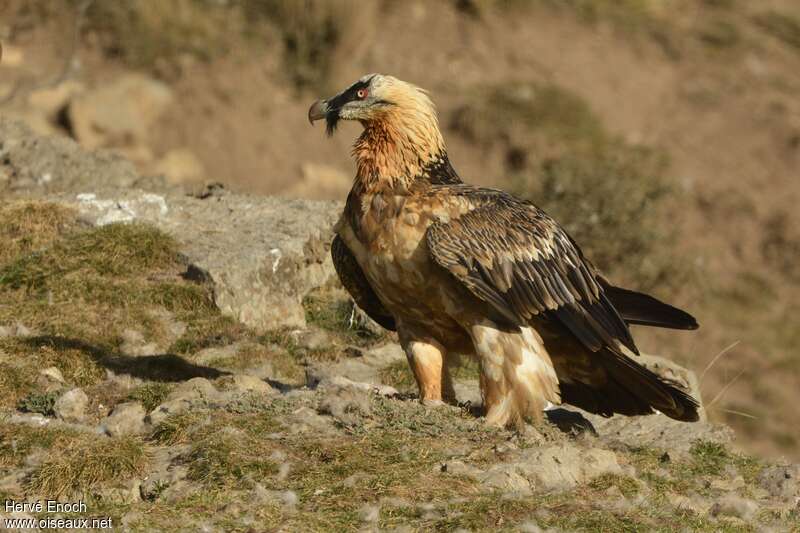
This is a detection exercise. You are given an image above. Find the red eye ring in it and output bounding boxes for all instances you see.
[357,88,368,99]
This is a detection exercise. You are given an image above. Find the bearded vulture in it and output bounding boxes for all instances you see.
[309,74,699,427]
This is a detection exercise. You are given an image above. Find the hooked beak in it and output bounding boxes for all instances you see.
[308,99,329,125]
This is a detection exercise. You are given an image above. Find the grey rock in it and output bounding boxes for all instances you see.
[639,353,706,421]
[101,402,147,437]
[442,443,620,494]
[308,342,405,389]
[588,410,733,457]
[477,467,533,494]
[169,377,218,401]
[147,378,218,426]
[315,375,400,398]
[66,189,340,330]
[53,388,89,422]
[286,406,339,435]
[441,460,482,478]
[0,117,156,196]
[516,444,621,491]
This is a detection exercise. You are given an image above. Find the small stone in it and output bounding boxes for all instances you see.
[710,475,745,492]
[0,322,34,338]
[101,402,147,437]
[37,366,65,392]
[53,388,89,422]
[478,466,532,494]
[294,328,333,351]
[359,504,380,523]
[120,329,160,357]
[318,387,371,425]
[39,366,65,383]
[229,374,274,395]
[667,492,712,515]
[440,460,482,477]
[758,465,799,501]
[710,495,759,521]
[278,490,299,508]
[343,472,369,487]
[93,479,142,504]
[170,377,217,401]
[147,378,218,426]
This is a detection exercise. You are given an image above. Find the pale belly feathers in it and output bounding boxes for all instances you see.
[335,192,472,345]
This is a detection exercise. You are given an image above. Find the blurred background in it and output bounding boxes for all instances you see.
[1,0,798,460]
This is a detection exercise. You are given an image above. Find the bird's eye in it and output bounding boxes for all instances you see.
[357,89,368,99]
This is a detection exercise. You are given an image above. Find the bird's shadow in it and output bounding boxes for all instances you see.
[23,335,229,382]
[545,407,598,436]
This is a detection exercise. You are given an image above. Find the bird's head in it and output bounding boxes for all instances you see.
[309,74,448,186]
[308,74,437,136]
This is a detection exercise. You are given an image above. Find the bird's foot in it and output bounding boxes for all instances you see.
[420,398,446,407]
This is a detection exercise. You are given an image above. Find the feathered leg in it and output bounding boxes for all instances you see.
[398,329,455,404]
[470,322,561,427]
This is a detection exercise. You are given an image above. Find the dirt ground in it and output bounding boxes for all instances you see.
[1,0,799,461]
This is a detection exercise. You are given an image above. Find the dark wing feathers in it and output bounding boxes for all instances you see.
[331,235,396,332]
[600,279,699,330]
[426,192,638,355]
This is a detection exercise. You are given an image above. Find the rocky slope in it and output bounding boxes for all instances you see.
[0,118,798,531]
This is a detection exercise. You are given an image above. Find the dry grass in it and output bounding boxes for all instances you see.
[0,201,77,267]
[753,10,800,51]
[82,0,239,72]
[0,203,264,410]
[0,423,82,468]
[127,381,174,412]
[27,435,149,497]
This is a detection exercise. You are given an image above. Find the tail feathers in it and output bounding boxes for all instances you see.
[602,283,699,331]
[561,349,700,422]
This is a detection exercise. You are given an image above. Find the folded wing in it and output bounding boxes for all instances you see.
[426,191,637,355]
[331,235,396,331]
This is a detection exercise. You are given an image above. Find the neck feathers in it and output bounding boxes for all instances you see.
[352,97,447,192]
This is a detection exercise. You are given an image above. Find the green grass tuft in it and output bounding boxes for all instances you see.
[186,429,278,487]
[17,390,60,416]
[127,382,174,412]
